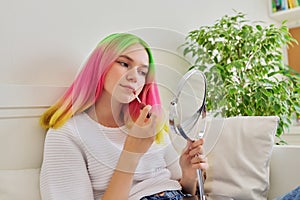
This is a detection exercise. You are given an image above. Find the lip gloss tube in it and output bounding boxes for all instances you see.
[133,91,151,118]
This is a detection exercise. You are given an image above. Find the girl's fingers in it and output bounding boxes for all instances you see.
[182,140,193,154]
[191,138,204,147]
[189,145,204,157]
[192,162,209,170]
[129,105,157,139]
[187,138,204,156]
[136,105,152,125]
[190,156,208,170]
[191,155,206,164]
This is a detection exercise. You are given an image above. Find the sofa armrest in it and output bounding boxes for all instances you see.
[268,145,300,200]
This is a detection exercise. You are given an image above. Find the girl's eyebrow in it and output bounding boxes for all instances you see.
[118,55,149,69]
[119,55,133,62]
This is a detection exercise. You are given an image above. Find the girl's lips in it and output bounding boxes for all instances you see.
[120,84,135,92]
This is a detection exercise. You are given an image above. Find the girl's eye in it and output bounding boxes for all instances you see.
[138,70,148,76]
[117,61,129,68]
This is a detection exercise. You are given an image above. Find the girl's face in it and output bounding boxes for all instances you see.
[103,44,149,103]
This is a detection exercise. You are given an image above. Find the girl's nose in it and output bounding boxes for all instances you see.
[126,67,138,82]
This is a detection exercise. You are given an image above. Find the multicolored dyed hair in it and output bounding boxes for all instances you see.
[40,33,167,142]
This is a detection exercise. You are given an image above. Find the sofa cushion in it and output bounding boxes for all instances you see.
[0,168,41,200]
[0,117,46,170]
[204,116,278,200]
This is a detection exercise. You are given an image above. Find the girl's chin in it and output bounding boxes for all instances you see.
[111,90,134,104]
[114,96,135,104]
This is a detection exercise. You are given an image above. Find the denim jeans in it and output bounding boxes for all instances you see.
[275,186,300,200]
[140,190,192,200]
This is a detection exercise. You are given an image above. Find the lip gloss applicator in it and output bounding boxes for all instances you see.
[133,90,142,104]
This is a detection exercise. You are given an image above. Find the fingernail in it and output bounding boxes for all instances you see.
[140,104,151,118]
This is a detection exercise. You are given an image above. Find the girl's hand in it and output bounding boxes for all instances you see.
[179,138,209,181]
[123,105,157,154]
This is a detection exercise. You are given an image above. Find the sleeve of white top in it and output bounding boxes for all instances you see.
[40,127,94,200]
[164,133,182,181]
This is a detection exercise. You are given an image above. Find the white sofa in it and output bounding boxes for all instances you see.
[0,84,300,200]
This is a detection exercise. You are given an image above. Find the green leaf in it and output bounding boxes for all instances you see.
[256,25,262,31]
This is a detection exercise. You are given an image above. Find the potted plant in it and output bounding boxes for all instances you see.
[181,11,300,144]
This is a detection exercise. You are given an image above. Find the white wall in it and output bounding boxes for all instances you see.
[0,0,273,86]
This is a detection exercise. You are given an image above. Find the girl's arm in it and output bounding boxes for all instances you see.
[101,150,141,200]
[179,139,208,195]
[40,129,94,200]
[101,105,157,200]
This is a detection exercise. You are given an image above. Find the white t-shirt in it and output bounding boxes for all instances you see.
[40,112,182,200]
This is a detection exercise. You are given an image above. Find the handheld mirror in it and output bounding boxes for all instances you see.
[169,68,223,200]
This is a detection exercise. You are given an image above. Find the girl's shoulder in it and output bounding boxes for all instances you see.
[46,113,90,138]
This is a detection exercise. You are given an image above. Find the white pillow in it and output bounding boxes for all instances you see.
[0,168,41,200]
[204,116,279,200]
